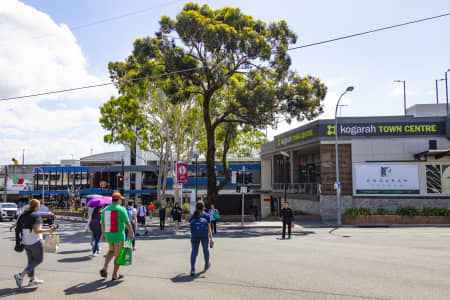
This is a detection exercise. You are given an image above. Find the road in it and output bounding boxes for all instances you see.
[1,220,450,300]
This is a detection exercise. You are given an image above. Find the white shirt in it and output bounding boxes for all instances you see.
[137,205,147,217]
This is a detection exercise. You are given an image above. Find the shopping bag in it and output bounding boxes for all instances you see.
[116,240,132,266]
[213,213,220,220]
[290,222,295,229]
[43,234,59,253]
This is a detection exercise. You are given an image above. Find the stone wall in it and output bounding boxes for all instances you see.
[286,196,320,215]
[320,195,352,221]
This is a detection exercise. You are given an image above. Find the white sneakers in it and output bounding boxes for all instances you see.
[14,274,44,288]
[14,273,23,288]
[28,279,44,286]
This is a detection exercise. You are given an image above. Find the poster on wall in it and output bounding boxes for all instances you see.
[354,164,420,195]
[426,165,450,194]
[6,175,33,192]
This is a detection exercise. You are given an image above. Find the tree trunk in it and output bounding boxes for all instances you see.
[203,93,217,207]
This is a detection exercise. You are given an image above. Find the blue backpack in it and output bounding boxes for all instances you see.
[126,207,134,223]
[190,216,209,238]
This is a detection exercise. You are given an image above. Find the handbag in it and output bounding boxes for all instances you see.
[116,239,132,266]
[43,234,59,253]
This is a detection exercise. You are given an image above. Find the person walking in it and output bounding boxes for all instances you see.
[89,206,103,257]
[208,204,219,235]
[189,202,214,276]
[136,203,148,236]
[125,201,137,251]
[148,201,155,221]
[172,202,182,233]
[159,204,166,230]
[280,202,294,239]
[100,193,134,281]
[14,199,57,288]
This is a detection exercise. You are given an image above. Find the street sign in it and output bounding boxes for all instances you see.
[231,171,237,184]
[177,162,188,184]
[99,181,107,188]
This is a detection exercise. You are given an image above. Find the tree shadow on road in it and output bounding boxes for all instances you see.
[64,279,121,295]
[171,271,206,283]
[0,287,37,298]
[58,256,92,263]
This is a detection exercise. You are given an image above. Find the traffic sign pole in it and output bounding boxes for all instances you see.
[241,166,245,227]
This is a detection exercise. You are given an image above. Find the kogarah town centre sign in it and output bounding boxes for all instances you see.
[276,120,446,147]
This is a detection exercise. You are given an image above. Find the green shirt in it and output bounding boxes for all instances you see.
[101,204,129,243]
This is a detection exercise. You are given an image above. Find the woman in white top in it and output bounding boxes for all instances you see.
[14,199,56,288]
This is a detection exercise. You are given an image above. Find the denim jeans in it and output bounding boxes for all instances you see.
[125,222,136,248]
[190,237,209,272]
[92,230,102,254]
[24,241,43,278]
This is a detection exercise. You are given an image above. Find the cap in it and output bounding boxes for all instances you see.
[112,192,123,200]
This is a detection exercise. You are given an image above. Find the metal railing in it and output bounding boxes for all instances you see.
[272,183,321,195]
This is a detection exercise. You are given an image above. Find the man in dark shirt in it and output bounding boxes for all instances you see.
[159,205,166,230]
[280,202,294,239]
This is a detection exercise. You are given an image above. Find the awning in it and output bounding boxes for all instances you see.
[414,149,450,160]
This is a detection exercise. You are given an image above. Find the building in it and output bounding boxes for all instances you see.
[260,104,450,220]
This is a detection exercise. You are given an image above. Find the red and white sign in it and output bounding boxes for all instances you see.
[177,163,188,184]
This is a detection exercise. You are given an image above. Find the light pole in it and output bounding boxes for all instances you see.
[280,151,290,206]
[436,79,445,104]
[335,86,354,226]
[394,80,406,115]
[191,153,199,202]
[445,69,450,116]
[36,167,46,204]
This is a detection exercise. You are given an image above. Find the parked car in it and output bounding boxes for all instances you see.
[0,203,18,221]
[38,205,55,225]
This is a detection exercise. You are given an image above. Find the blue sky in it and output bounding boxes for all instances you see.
[1,0,449,163]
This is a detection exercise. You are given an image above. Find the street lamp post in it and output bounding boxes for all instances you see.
[436,79,445,104]
[335,86,354,226]
[280,151,290,206]
[394,80,406,115]
[192,153,199,202]
[445,69,450,116]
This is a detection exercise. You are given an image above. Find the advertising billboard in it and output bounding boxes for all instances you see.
[426,164,450,194]
[176,163,188,184]
[6,175,34,192]
[354,164,420,195]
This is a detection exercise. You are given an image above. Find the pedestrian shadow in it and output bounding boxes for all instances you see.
[58,249,91,255]
[0,287,38,298]
[64,279,121,295]
[58,256,92,263]
[171,271,206,283]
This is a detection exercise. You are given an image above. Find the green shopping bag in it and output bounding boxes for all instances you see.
[213,213,220,220]
[116,240,132,266]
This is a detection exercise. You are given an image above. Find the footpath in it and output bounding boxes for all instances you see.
[55,214,332,229]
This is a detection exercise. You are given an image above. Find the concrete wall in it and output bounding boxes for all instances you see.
[261,158,272,190]
[260,193,271,218]
[351,137,450,163]
[287,197,320,215]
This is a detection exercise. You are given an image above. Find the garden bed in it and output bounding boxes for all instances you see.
[264,215,321,222]
[343,215,450,225]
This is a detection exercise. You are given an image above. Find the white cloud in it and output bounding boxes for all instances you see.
[0,0,121,164]
[390,86,416,97]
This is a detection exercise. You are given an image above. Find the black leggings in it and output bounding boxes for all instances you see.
[160,218,165,230]
[211,221,217,234]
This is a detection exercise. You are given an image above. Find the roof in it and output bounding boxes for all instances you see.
[80,151,125,162]
[414,149,450,160]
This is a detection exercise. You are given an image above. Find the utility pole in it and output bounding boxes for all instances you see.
[241,166,245,227]
[3,165,7,203]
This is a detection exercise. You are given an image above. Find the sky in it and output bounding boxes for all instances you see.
[1,0,449,164]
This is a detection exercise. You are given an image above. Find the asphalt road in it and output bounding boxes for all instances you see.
[1,220,450,300]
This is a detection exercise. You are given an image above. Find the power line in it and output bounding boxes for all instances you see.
[1,12,449,102]
[0,67,204,101]
[287,12,450,51]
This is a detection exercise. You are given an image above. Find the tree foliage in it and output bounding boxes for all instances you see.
[103,2,327,205]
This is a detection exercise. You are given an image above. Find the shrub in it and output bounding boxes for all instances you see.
[421,207,450,216]
[183,203,191,215]
[293,210,305,216]
[396,206,419,217]
[344,208,360,219]
[374,208,388,215]
[358,207,372,216]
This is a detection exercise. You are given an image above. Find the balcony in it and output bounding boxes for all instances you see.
[271,182,321,200]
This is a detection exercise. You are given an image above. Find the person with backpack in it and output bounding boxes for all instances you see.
[136,203,148,236]
[172,202,182,233]
[14,199,57,288]
[189,201,214,276]
[125,200,137,251]
[88,206,103,257]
